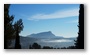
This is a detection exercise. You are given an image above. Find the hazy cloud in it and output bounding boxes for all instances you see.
[28,8,79,20]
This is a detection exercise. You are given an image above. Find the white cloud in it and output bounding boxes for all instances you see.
[28,8,79,20]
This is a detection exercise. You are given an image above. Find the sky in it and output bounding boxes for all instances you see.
[9,4,80,38]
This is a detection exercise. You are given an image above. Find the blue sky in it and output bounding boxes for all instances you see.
[9,4,80,38]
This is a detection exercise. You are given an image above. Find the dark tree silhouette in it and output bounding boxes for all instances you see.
[29,43,41,49]
[29,45,32,49]
[4,4,15,49]
[4,4,24,49]
[14,19,24,49]
[43,46,53,49]
[75,4,84,49]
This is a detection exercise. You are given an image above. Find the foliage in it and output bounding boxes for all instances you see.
[4,4,24,49]
[75,4,84,49]
[4,4,15,48]
[29,43,76,49]
[29,43,41,49]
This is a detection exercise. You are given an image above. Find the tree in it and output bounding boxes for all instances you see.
[75,4,84,49]
[14,19,24,49]
[43,46,53,49]
[4,4,24,49]
[31,43,41,49]
[4,4,15,49]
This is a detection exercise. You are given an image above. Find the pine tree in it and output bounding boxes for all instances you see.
[14,19,24,49]
[75,4,84,49]
[4,4,15,49]
[4,4,24,49]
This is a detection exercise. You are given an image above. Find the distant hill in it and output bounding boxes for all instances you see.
[26,31,63,38]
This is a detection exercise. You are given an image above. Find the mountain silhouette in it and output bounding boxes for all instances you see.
[27,31,63,38]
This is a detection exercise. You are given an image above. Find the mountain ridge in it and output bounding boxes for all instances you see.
[26,31,63,38]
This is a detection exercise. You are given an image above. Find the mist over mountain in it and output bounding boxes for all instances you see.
[10,31,76,49]
[26,31,63,38]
